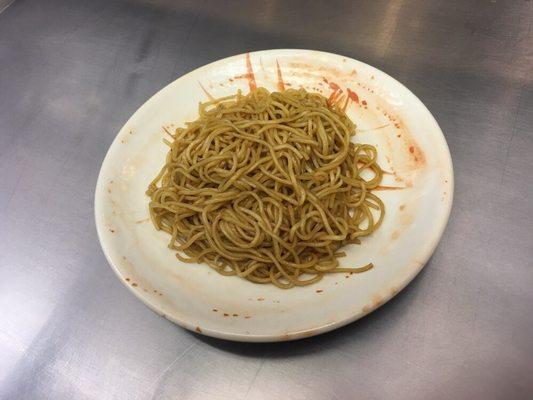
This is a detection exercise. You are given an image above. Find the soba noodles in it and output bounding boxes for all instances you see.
[147,88,384,288]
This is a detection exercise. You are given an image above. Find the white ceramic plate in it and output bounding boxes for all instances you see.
[95,49,453,342]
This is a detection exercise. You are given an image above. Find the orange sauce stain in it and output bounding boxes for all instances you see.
[327,90,337,102]
[234,53,257,91]
[245,53,257,91]
[276,59,285,91]
[327,90,342,106]
[371,294,384,307]
[341,94,350,111]
[346,88,359,104]
[323,77,351,108]
[328,81,341,91]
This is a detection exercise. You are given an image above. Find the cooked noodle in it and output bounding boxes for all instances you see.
[147,88,384,288]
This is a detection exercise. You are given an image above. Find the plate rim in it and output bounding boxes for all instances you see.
[94,49,454,342]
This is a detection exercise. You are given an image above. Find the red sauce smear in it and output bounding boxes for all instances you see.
[324,78,361,111]
[328,81,341,91]
[245,53,257,91]
[276,59,285,91]
[409,146,415,153]
[347,88,359,104]
[323,78,343,107]
[341,95,350,112]
[328,91,340,106]
[323,77,340,90]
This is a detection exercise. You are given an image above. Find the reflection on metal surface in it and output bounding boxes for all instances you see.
[375,0,405,57]
[0,0,14,14]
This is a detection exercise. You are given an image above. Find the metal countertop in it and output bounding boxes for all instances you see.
[1,1,532,399]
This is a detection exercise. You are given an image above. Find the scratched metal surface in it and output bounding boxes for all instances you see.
[0,0,532,399]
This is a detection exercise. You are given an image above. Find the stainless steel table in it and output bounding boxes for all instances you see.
[1,1,532,399]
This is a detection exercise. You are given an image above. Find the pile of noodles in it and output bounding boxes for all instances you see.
[147,88,384,288]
